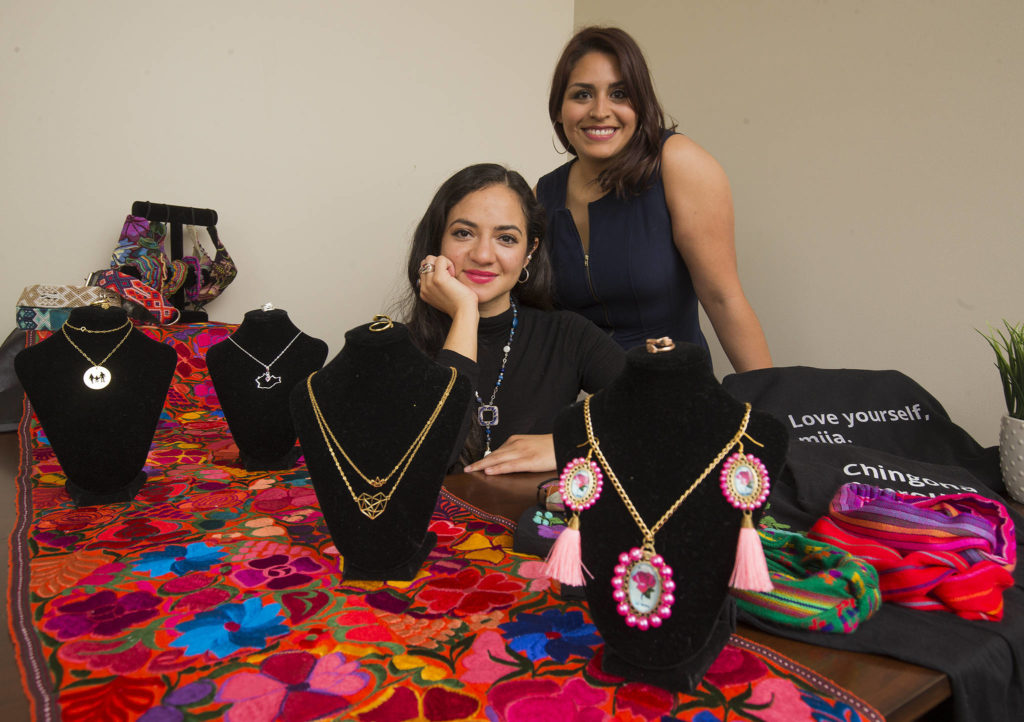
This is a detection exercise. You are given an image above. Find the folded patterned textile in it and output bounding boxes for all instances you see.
[733,528,881,633]
[809,482,1016,621]
[16,307,72,331]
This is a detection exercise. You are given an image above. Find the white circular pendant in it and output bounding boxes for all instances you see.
[83,365,111,389]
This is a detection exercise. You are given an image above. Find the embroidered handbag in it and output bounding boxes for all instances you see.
[188,224,237,305]
[91,269,180,324]
[16,284,120,309]
[15,284,121,331]
[105,212,237,317]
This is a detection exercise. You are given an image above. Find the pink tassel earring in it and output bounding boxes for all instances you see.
[720,447,773,592]
[543,455,603,586]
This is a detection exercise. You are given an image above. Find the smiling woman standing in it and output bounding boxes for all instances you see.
[537,27,771,372]
[404,164,624,474]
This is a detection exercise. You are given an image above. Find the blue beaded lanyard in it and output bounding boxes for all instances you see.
[475,299,518,456]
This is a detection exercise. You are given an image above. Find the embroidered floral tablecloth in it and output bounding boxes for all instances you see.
[9,324,882,721]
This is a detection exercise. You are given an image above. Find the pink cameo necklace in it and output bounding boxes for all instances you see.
[582,396,765,630]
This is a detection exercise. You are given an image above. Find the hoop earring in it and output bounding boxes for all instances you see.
[551,125,568,155]
[518,267,530,284]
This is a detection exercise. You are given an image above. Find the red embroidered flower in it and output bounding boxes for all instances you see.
[487,678,606,722]
[428,519,466,547]
[61,640,151,675]
[703,645,769,688]
[616,682,674,719]
[252,485,318,513]
[360,686,479,722]
[417,568,524,616]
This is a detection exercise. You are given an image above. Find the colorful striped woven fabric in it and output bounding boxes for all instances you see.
[733,528,881,633]
[809,482,1016,621]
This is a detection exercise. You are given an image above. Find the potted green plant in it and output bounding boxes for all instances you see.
[980,321,1024,501]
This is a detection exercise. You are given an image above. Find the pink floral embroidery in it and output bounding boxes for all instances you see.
[488,678,608,722]
[217,650,368,722]
[461,630,518,684]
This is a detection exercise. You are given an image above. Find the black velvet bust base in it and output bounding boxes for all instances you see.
[290,321,472,581]
[553,343,788,691]
[14,306,177,506]
[207,309,328,470]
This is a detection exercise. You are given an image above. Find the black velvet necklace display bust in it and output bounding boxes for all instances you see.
[553,342,788,691]
[290,321,472,581]
[14,306,177,506]
[207,308,328,470]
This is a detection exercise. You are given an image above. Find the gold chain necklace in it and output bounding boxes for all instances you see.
[61,319,134,390]
[305,366,457,519]
[583,395,752,630]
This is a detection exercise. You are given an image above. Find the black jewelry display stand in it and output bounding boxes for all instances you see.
[14,306,177,506]
[208,308,328,470]
[290,321,472,581]
[552,343,787,692]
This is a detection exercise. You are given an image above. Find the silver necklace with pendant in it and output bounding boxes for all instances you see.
[475,300,517,456]
[61,319,134,390]
[227,331,303,389]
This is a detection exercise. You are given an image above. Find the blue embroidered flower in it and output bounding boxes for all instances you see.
[135,542,226,577]
[499,609,601,662]
[171,597,288,658]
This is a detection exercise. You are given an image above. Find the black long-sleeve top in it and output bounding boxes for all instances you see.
[437,303,626,457]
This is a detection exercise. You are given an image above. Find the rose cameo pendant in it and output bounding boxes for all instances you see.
[719,452,770,510]
[611,547,676,630]
[558,457,604,512]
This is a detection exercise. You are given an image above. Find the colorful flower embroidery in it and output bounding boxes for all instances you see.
[500,609,601,663]
[217,651,368,722]
[135,542,227,577]
[233,553,324,589]
[487,678,607,722]
[171,597,288,658]
[45,590,161,640]
[418,567,524,616]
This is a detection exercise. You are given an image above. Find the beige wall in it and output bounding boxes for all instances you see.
[576,0,1023,446]
[1,0,571,348]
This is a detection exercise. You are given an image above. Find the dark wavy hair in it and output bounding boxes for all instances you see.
[549,26,675,198]
[403,163,553,359]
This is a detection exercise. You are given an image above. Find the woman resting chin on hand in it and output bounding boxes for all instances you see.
[403,164,625,475]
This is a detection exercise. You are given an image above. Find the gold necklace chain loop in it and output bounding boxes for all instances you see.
[62,318,132,334]
[583,395,752,543]
[309,364,455,489]
[306,366,457,519]
[61,322,134,367]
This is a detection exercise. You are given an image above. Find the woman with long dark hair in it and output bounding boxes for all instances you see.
[404,163,624,474]
[538,26,771,371]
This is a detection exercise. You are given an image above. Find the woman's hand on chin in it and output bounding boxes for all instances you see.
[418,254,478,319]
[463,434,556,475]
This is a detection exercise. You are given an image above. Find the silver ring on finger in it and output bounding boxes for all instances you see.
[419,262,435,274]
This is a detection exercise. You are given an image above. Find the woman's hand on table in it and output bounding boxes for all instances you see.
[464,434,556,475]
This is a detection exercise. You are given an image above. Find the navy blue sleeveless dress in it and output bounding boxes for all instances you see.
[536,134,709,352]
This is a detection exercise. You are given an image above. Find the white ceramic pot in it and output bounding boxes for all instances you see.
[1000,415,1024,503]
